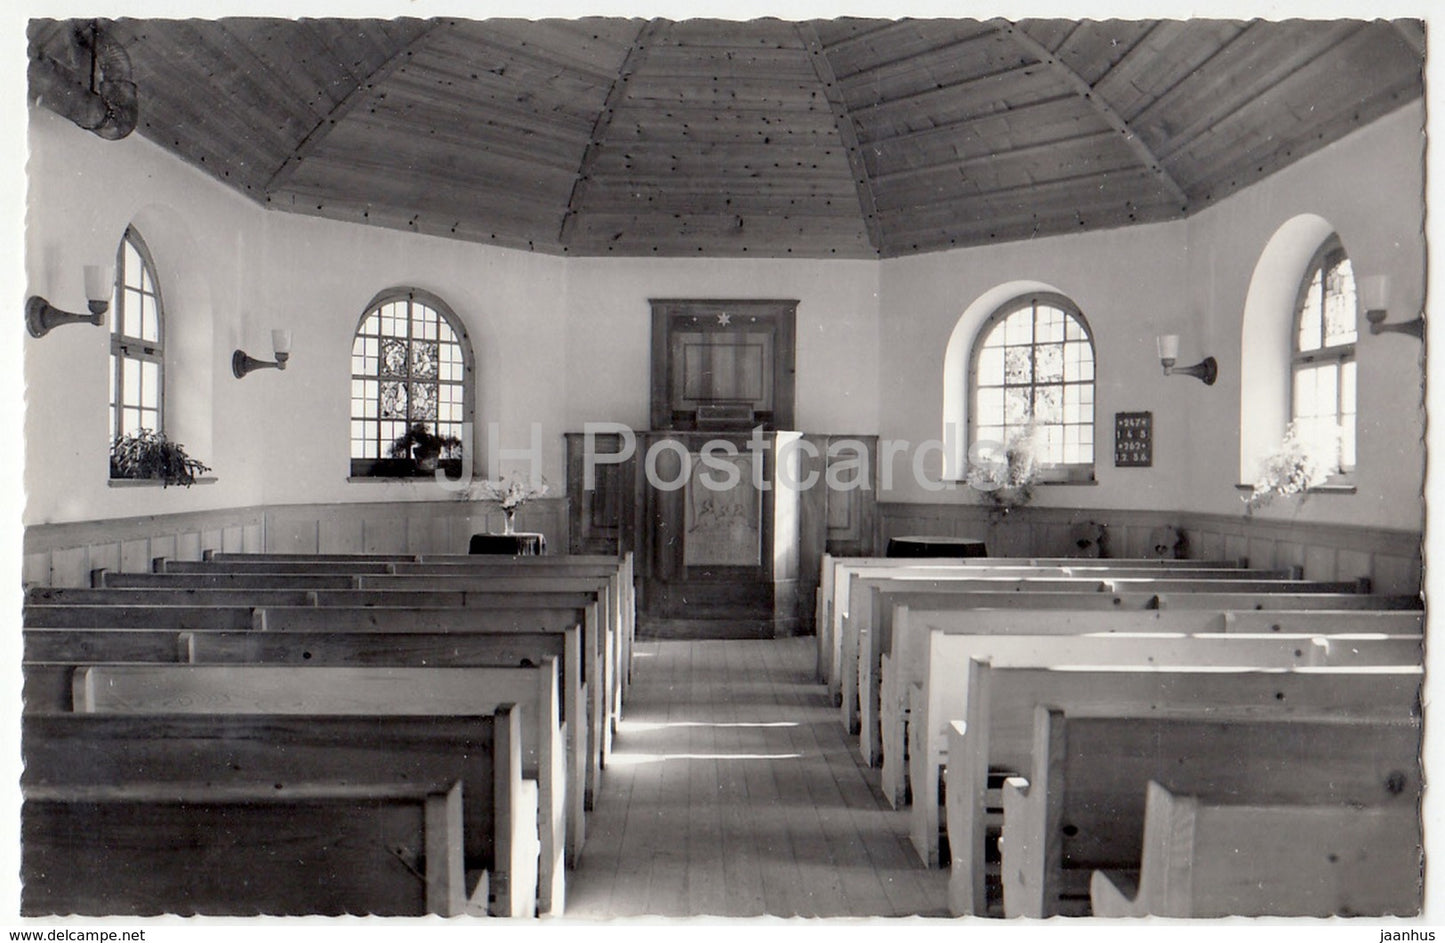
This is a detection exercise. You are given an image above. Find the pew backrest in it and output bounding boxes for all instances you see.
[22,707,533,916]
[1000,708,1421,917]
[939,661,1423,914]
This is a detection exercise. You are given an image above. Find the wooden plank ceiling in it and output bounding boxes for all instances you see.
[28,17,1424,258]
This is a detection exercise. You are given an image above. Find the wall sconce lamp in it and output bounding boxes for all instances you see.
[26,265,113,337]
[1157,334,1217,385]
[232,330,292,378]
[1361,275,1423,340]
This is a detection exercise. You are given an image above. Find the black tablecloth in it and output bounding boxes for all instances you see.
[885,535,987,558]
[469,532,546,556]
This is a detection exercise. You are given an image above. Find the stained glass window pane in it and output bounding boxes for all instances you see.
[381,339,408,377]
[380,381,408,419]
[1035,344,1064,382]
[412,342,439,379]
[1004,348,1031,383]
[1004,387,1030,423]
[1323,257,1357,346]
[410,382,438,421]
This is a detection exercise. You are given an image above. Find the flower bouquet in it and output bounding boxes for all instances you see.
[1244,421,1336,513]
[966,422,1044,520]
[471,475,549,533]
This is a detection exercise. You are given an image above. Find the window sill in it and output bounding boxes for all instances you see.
[108,476,218,488]
[1234,483,1357,496]
[347,475,474,484]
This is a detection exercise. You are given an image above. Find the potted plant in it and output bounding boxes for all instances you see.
[109,430,211,487]
[383,422,464,476]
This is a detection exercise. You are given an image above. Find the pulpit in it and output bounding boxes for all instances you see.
[634,430,825,638]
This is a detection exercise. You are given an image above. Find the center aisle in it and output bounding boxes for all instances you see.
[563,637,949,918]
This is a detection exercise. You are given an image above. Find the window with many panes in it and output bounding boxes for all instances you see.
[350,289,472,476]
[970,294,1095,481]
[109,226,164,441]
[1291,236,1356,476]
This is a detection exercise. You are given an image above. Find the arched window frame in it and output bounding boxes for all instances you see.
[1289,235,1357,479]
[109,225,165,442]
[967,292,1096,483]
[349,287,475,478]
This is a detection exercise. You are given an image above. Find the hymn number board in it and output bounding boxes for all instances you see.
[1114,411,1153,467]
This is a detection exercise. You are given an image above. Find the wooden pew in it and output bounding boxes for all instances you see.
[823,557,1261,698]
[25,597,609,792]
[25,782,475,917]
[62,661,569,916]
[22,624,590,865]
[1000,709,1420,917]
[876,606,1424,804]
[22,708,536,917]
[912,634,1421,867]
[99,569,626,753]
[939,662,1423,915]
[1089,781,1422,918]
[839,573,1381,742]
[205,548,637,692]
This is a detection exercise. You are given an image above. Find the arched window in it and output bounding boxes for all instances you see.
[969,293,1095,481]
[109,226,164,440]
[1291,235,1356,475]
[350,288,473,477]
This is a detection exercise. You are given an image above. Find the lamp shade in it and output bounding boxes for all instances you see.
[1359,275,1389,311]
[1156,334,1180,360]
[271,329,293,354]
[83,264,115,302]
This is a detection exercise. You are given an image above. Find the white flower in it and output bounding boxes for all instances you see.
[472,475,549,509]
[1245,422,1337,511]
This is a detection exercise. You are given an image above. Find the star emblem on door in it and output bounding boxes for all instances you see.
[716,312,732,326]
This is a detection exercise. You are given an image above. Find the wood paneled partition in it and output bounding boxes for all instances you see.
[23,498,570,587]
[263,498,568,557]
[23,507,267,588]
[876,503,1423,597]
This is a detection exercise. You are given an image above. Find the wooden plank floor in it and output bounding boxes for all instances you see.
[564,637,949,918]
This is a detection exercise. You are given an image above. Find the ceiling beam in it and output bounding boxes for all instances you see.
[991,18,1189,211]
[797,22,883,255]
[263,20,446,197]
[559,18,665,247]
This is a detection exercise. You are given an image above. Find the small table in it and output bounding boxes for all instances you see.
[469,532,546,556]
[885,535,987,558]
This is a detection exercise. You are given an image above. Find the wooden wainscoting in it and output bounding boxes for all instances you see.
[263,497,569,556]
[23,497,572,587]
[23,507,267,588]
[876,503,1423,596]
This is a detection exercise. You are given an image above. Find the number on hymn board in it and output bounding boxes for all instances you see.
[1115,411,1153,467]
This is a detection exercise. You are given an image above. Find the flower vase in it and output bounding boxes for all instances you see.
[502,507,516,535]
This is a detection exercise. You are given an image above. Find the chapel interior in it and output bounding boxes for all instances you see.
[14,13,1432,923]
